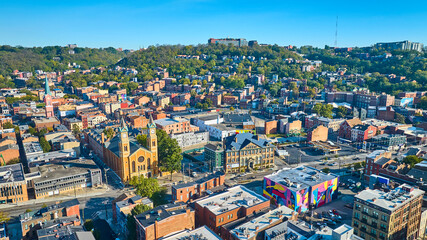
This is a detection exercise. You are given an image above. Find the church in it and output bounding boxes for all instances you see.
[85,116,158,182]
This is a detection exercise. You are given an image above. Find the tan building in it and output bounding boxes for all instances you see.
[63,118,83,132]
[224,133,274,173]
[0,164,28,204]
[307,125,328,142]
[285,120,302,134]
[85,117,158,182]
[352,184,424,240]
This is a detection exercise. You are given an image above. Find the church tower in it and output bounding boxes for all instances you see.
[44,77,54,118]
[119,118,130,158]
[147,114,157,153]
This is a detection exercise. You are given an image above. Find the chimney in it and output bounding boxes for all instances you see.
[157,209,162,215]
[255,226,259,231]
[145,215,150,219]
[269,219,273,224]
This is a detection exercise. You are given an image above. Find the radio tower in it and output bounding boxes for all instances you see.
[334,16,338,48]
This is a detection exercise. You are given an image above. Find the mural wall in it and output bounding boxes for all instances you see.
[263,177,310,213]
[263,176,339,212]
[310,177,339,208]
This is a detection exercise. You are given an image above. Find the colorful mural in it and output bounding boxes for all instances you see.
[263,177,310,213]
[311,177,339,208]
[263,176,339,212]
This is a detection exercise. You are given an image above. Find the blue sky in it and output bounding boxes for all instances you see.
[1,0,426,49]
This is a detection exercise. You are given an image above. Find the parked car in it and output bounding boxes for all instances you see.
[344,203,353,209]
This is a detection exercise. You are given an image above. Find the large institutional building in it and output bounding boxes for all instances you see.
[85,116,158,182]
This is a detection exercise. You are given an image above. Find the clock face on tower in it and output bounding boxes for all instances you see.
[122,133,127,138]
[151,129,155,134]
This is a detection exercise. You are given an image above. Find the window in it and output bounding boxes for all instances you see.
[354,212,360,219]
[124,146,128,151]
[381,215,388,221]
[132,162,136,172]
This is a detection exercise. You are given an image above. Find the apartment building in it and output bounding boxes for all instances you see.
[194,185,269,234]
[134,202,195,240]
[155,117,198,134]
[352,185,424,240]
[171,172,225,203]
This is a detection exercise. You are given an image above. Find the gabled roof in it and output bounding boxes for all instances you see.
[225,133,271,151]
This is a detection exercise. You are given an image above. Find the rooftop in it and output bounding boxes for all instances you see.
[0,163,25,184]
[155,117,188,127]
[230,206,296,240]
[225,133,272,151]
[30,158,100,184]
[265,166,338,192]
[162,226,222,240]
[355,184,424,212]
[195,185,268,215]
[135,202,192,227]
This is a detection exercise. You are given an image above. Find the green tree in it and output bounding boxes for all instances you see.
[394,113,405,124]
[418,96,427,110]
[39,137,51,153]
[136,134,148,148]
[403,155,423,168]
[126,204,153,240]
[156,130,182,181]
[0,211,10,223]
[336,106,348,118]
[129,176,161,198]
[103,128,115,139]
[312,103,322,115]
[72,124,81,135]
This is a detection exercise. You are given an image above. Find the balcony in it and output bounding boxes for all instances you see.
[361,218,368,223]
[370,223,377,228]
[380,226,387,231]
[360,227,367,233]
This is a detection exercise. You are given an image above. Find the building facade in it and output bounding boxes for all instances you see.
[263,167,339,213]
[224,133,274,173]
[352,185,424,240]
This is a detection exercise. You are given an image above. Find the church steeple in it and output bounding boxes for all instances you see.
[119,117,129,158]
[147,114,157,153]
[45,77,51,96]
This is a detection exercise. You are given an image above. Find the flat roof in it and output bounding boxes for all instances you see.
[0,163,25,184]
[162,226,222,240]
[195,185,268,215]
[265,166,338,192]
[230,206,295,240]
[155,117,188,126]
[355,184,424,212]
[30,158,100,184]
[135,202,192,227]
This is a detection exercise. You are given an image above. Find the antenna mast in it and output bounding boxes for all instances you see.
[334,16,338,48]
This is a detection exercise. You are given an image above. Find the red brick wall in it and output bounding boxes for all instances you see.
[66,205,80,217]
[265,120,278,135]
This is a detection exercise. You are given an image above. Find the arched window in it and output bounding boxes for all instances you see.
[143,165,145,171]
[132,161,136,172]
[147,159,151,169]
[152,141,156,147]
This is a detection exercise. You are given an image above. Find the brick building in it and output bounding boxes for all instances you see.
[194,185,269,234]
[20,199,80,239]
[351,124,377,142]
[171,172,225,203]
[285,120,302,135]
[155,117,198,134]
[338,118,362,140]
[264,120,278,135]
[307,125,328,142]
[33,117,60,131]
[364,150,393,178]
[135,202,195,240]
[377,106,395,121]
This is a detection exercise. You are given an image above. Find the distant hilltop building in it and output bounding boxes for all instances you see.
[67,44,77,49]
[208,38,249,47]
[375,40,424,52]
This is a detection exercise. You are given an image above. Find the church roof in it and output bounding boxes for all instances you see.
[105,135,146,157]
